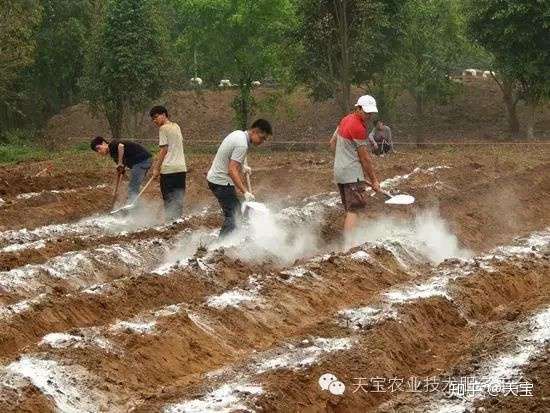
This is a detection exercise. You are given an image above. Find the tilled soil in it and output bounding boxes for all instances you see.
[0,146,548,412]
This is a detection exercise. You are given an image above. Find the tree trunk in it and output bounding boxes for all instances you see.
[105,100,124,139]
[498,77,520,138]
[414,93,425,147]
[232,82,253,130]
[415,95,423,116]
[341,80,351,115]
[503,96,520,138]
[334,0,351,114]
[525,100,537,140]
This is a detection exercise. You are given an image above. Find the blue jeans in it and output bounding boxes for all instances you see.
[208,181,241,237]
[128,158,152,203]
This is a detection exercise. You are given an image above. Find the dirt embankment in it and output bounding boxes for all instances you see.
[44,79,550,145]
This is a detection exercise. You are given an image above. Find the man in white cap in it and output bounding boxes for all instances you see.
[329,95,381,238]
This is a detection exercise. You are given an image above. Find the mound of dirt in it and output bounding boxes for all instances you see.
[44,80,550,146]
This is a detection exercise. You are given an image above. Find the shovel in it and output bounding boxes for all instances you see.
[382,191,415,205]
[110,176,155,215]
[367,181,415,205]
[111,173,123,210]
[241,163,270,215]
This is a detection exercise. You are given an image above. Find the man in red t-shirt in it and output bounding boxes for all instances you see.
[329,95,381,240]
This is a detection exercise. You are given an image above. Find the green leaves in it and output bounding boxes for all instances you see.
[294,0,402,113]
[172,0,297,128]
[469,0,550,104]
[0,0,41,101]
[386,0,467,115]
[81,0,167,137]
[468,0,550,137]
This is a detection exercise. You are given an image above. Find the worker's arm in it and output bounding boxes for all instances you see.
[368,131,378,148]
[117,143,125,165]
[328,128,338,152]
[387,127,394,150]
[153,146,168,178]
[357,145,380,192]
[115,143,125,174]
[228,160,248,194]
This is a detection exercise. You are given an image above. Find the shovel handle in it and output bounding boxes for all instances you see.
[112,173,123,208]
[244,157,252,193]
[365,180,392,199]
[245,173,252,193]
[134,176,155,202]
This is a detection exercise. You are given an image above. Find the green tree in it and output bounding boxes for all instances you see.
[81,0,167,138]
[0,0,42,133]
[28,0,95,122]
[295,0,401,114]
[173,0,297,129]
[469,0,550,139]
[387,0,467,119]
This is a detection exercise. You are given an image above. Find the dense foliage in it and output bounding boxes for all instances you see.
[0,0,547,138]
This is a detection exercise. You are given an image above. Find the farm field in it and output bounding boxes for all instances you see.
[0,145,548,412]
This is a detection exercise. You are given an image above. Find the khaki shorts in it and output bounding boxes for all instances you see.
[338,181,368,212]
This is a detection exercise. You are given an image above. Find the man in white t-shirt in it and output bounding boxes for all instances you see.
[150,106,187,221]
[207,119,272,237]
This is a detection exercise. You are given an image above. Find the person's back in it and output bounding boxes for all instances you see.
[333,112,368,184]
[108,140,150,168]
[207,130,248,186]
[90,136,152,204]
[150,106,187,222]
[159,122,187,174]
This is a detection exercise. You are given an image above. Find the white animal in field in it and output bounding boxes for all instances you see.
[482,70,496,78]
[190,77,203,86]
[462,68,478,77]
[252,80,261,87]
[219,79,232,87]
[445,74,462,84]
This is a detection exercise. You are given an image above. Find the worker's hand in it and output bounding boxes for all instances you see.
[242,165,252,175]
[244,191,255,202]
[369,180,381,193]
[152,168,160,179]
[373,142,378,149]
[116,164,125,175]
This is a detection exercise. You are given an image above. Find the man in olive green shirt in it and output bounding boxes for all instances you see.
[150,105,187,221]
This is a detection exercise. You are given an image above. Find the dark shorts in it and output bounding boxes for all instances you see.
[338,181,368,212]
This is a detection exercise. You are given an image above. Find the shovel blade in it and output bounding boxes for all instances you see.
[241,201,270,215]
[385,194,415,205]
[110,203,137,215]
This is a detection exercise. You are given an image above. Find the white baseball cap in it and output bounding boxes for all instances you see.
[355,95,378,113]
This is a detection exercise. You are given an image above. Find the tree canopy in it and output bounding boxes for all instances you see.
[0,0,42,133]
[0,0,548,139]
[294,0,401,114]
[81,0,167,138]
[172,0,297,129]
[469,0,550,138]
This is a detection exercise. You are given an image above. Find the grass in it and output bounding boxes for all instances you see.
[0,129,45,164]
[0,131,96,165]
[0,142,50,164]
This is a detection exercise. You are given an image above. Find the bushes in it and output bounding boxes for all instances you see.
[0,129,47,164]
